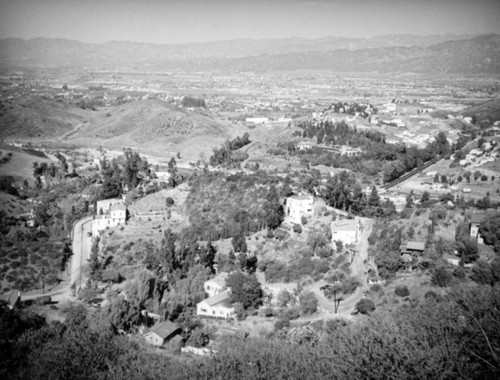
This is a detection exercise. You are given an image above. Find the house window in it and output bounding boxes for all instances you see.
[212,310,215,315]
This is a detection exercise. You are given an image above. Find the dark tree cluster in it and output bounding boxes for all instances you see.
[181,96,206,108]
[209,133,251,168]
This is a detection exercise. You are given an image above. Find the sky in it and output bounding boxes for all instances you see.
[0,0,499,44]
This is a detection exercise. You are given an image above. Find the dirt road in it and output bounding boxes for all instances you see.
[301,217,374,320]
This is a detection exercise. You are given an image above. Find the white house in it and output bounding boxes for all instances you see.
[196,289,235,319]
[285,195,314,224]
[340,145,362,157]
[331,218,359,246]
[297,141,312,151]
[246,117,269,124]
[92,198,127,236]
[204,272,229,297]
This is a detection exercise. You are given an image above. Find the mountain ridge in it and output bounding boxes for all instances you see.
[0,34,498,74]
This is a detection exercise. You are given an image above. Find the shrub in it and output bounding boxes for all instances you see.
[293,224,302,234]
[370,283,382,293]
[431,267,453,287]
[274,317,290,331]
[355,298,376,314]
[282,307,300,320]
[166,197,175,206]
[394,285,410,297]
[299,292,318,315]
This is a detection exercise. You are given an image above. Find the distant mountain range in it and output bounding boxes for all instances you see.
[0,34,499,74]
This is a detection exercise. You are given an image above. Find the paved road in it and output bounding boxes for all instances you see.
[70,216,93,291]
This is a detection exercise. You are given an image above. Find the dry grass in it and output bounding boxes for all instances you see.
[0,148,53,185]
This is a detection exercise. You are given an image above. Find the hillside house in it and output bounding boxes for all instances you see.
[204,272,229,297]
[92,198,127,235]
[246,117,269,124]
[297,141,312,151]
[285,195,314,224]
[340,145,362,157]
[196,289,235,319]
[470,213,486,244]
[144,320,182,347]
[331,218,359,246]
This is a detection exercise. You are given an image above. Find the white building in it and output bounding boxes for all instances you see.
[92,198,127,236]
[331,218,360,246]
[204,272,229,297]
[285,195,314,224]
[340,145,362,157]
[297,141,312,151]
[246,117,269,124]
[196,289,235,319]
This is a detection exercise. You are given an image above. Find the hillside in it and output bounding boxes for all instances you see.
[0,34,498,74]
[67,100,235,157]
[0,147,52,185]
[462,98,500,124]
[0,96,87,140]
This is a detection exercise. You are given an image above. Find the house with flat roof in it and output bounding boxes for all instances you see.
[331,218,359,246]
[285,195,314,225]
[92,198,127,236]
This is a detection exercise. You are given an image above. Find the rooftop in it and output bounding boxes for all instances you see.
[202,289,233,307]
[471,213,486,224]
[406,241,426,251]
[146,320,180,340]
[331,219,358,231]
[206,272,229,288]
[289,194,313,201]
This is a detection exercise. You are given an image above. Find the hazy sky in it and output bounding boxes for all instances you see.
[0,0,499,44]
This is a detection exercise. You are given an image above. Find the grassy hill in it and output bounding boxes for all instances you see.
[0,147,52,185]
[462,98,500,124]
[67,99,236,159]
[0,96,87,139]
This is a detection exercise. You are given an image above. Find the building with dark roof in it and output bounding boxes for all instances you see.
[144,320,182,347]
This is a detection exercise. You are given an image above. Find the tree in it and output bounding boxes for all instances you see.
[105,297,141,332]
[231,230,248,253]
[431,267,453,287]
[167,157,178,187]
[470,260,495,285]
[226,272,263,310]
[479,211,500,252]
[369,186,380,207]
[265,185,284,230]
[405,191,414,208]
[277,289,292,307]
[299,292,318,315]
[456,237,479,264]
[355,298,375,314]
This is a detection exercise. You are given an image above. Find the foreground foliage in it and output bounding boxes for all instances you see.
[1,282,498,379]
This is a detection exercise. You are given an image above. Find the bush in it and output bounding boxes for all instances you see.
[274,317,290,331]
[166,197,174,206]
[299,292,318,315]
[293,224,302,234]
[394,285,410,297]
[282,307,300,320]
[431,267,453,287]
[355,298,376,314]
